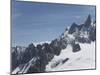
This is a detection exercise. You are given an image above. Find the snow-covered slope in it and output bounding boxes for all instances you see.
[46,42,95,71]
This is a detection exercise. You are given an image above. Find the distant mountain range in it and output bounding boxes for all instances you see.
[11,15,96,74]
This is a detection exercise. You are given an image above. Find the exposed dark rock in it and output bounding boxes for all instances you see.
[11,47,18,71]
[77,24,84,30]
[27,59,41,73]
[77,37,91,43]
[50,39,61,56]
[68,22,78,34]
[84,14,91,28]
[22,43,37,63]
[72,44,81,52]
[62,58,69,64]
[11,46,26,71]
[89,27,96,41]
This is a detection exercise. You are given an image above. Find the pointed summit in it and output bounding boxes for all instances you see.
[84,14,91,27]
[68,22,78,34]
[65,27,68,31]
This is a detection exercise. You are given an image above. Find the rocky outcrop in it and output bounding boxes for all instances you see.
[72,44,81,52]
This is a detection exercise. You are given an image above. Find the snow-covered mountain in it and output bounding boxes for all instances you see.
[11,15,96,74]
[46,42,95,71]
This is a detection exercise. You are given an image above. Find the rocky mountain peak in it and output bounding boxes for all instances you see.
[84,14,91,27]
[68,22,78,34]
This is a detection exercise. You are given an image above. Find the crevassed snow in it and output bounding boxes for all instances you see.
[46,42,95,71]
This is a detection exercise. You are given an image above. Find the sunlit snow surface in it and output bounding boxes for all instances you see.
[46,42,95,71]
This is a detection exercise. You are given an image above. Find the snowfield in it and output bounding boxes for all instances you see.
[46,42,95,71]
[33,41,51,47]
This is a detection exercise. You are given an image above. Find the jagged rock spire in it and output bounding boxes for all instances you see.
[68,22,78,34]
[84,14,91,27]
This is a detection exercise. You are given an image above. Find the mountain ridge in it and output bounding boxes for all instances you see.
[11,15,96,74]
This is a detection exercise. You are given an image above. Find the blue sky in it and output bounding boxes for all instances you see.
[12,0,96,47]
